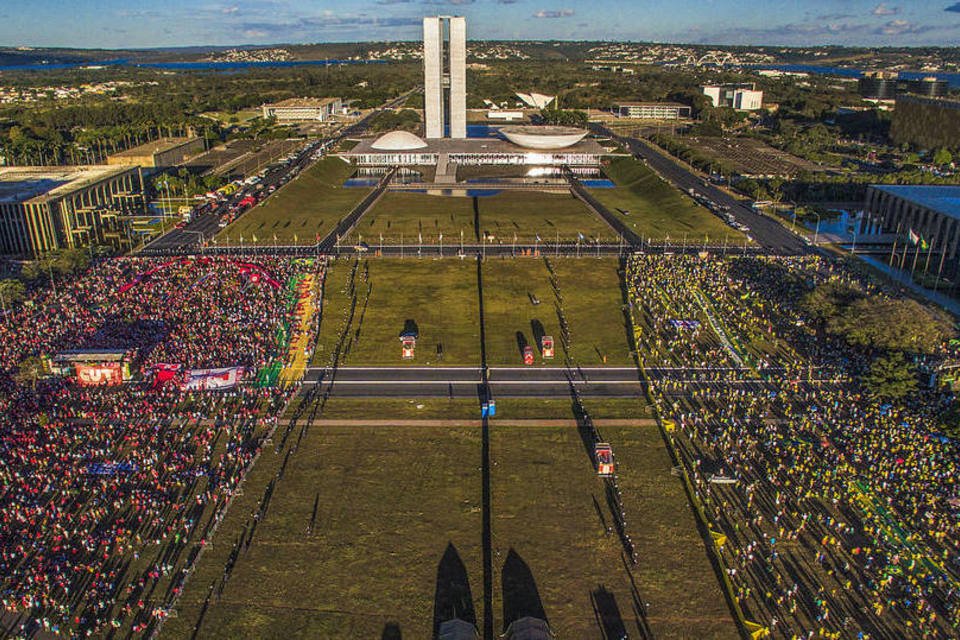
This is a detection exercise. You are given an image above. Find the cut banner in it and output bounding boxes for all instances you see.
[182,366,245,391]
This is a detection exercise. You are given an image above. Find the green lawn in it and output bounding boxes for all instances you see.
[161,426,484,640]
[345,191,613,245]
[482,257,634,366]
[593,157,743,243]
[285,397,654,421]
[165,424,734,640]
[490,425,738,639]
[217,157,364,245]
[311,256,633,368]
[312,257,481,366]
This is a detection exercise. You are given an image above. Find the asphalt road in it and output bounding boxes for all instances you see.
[594,125,809,256]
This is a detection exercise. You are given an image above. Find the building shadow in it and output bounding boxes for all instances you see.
[501,548,547,632]
[591,585,628,640]
[473,197,481,241]
[530,319,546,352]
[381,622,402,639]
[433,542,478,637]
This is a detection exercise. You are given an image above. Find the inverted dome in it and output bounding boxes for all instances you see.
[500,125,588,150]
[371,130,429,151]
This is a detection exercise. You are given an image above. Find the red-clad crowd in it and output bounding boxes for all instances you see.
[0,256,318,637]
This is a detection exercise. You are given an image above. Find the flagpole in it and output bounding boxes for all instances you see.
[923,236,934,280]
[934,244,948,292]
[910,241,921,279]
[889,222,901,268]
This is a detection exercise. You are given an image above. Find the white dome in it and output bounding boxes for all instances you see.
[371,131,428,151]
[500,125,588,150]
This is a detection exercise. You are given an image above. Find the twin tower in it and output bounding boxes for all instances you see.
[423,16,467,139]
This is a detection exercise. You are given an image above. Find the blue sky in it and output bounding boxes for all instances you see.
[3,1,960,48]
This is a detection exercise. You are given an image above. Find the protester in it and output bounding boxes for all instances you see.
[0,255,320,637]
[628,254,959,639]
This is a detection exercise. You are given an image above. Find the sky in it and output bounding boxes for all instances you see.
[3,1,960,49]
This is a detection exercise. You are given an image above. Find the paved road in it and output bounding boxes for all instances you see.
[304,366,645,398]
[593,125,809,256]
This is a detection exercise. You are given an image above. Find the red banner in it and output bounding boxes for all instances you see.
[75,363,123,386]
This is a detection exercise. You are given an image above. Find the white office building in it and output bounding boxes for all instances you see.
[423,16,467,139]
[702,84,764,111]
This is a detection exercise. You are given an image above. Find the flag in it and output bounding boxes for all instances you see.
[921,237,929,250]
[908,228,919,245]
[252,234,258,243]
[536,234,541,242]
[578,232,585,241]
[294,233,299,243]
[239,234,244,243]
[418,232,422,244]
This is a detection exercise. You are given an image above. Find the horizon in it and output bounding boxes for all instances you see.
[10,38,960,54]
[3,1,960,49]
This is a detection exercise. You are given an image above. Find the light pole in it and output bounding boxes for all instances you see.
[812,211,821,246]
[47,260,57,297]
[184,230,206,253]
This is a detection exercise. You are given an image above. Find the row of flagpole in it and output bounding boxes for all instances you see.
[888,221,950,292]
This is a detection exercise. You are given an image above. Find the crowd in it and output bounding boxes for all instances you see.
[627,254,960,639]
[0,256,320,637]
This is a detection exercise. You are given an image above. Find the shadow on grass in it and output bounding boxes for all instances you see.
[381,622,402,639]
[591,585,629,640]
[501,548,547,632]
[433,542,477,637]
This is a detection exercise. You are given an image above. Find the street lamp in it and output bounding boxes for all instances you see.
[183,229,206,253]
[811,211,822,246]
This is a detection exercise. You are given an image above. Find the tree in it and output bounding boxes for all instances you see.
[539,107,588,128]
[14,356,44,390]
[933,147,953,167]
[827,298,954,355]
[0,278,25,308]
[801,281,864,323]
[862,352,917,399]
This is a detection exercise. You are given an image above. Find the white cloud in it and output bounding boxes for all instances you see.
[533,9,574,18]
[871,4,899,16]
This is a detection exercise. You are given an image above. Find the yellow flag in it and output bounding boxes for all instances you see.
[294,233,299,243]
[252,234,258,243]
